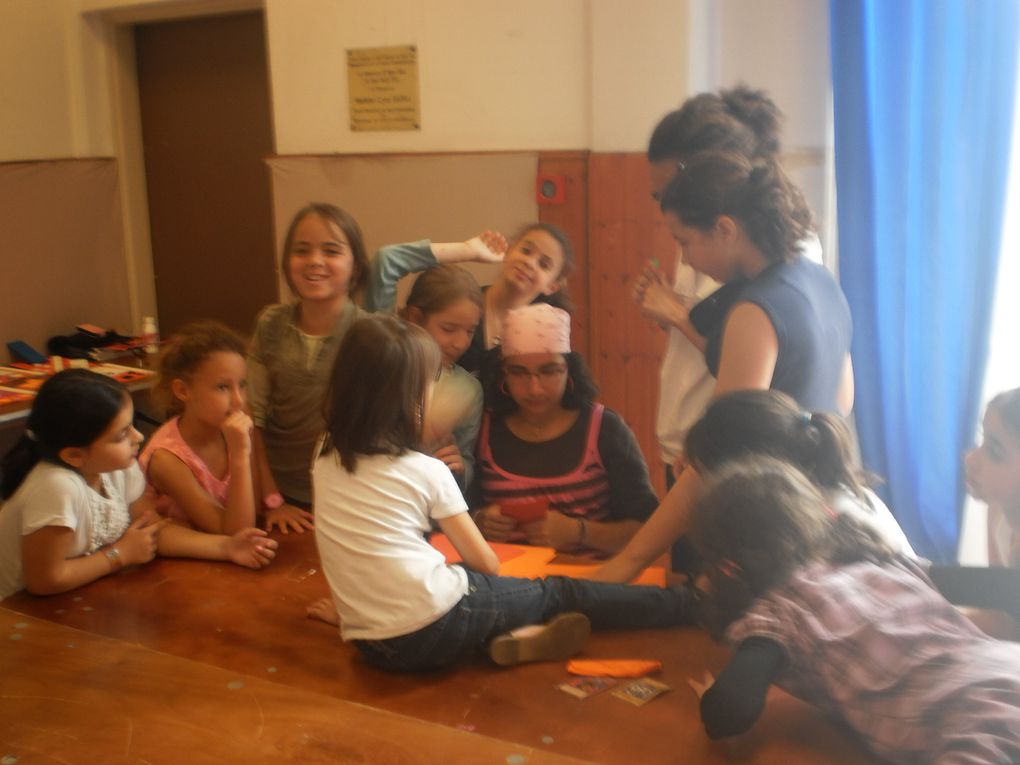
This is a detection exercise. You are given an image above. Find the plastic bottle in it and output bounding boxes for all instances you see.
[142,316,159,355]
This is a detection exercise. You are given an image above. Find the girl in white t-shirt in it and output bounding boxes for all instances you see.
[0,370,276,601]
[307,314,692,672]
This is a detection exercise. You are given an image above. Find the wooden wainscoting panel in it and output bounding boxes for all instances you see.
[588,153,677,493]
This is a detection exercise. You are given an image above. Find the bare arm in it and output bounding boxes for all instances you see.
[146,441,254,535]
[836,354,854,416]
[438,512,499,575]
[252,427,314,534]
[590,468,704,583]
[523,512,642,554]
[712,302,779,398]
[21,518,162,595]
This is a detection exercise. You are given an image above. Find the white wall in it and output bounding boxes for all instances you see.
[690,0,834,260]
[1,0,693,162]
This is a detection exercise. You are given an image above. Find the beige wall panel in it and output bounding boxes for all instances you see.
[0,159,131,357]
[266,153,539,304]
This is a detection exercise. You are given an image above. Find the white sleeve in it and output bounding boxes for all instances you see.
[427,458,469,520]
[18,468,83,535]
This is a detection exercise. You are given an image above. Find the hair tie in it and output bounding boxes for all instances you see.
[823,504,838,520]
[24,429,38,442]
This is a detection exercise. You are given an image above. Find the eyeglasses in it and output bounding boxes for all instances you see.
[504,364,568,384]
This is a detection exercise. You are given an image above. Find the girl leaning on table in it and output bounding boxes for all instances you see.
[471,304,658,556]
[140,321,277,550]
[0,370,276,601]
[305,314,691,672]
[687,455,1020,764]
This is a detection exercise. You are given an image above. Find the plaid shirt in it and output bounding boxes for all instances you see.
[727,558,1020,764]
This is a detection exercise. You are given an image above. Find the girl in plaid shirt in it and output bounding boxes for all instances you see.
[689,456,1020,764]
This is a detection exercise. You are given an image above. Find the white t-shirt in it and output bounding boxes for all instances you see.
[313,449,470,641]
[655,262,719,464]
[0,460,145,600]
[832,486,916,558]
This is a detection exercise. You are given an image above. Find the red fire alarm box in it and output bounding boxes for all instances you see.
[536,174,566,205]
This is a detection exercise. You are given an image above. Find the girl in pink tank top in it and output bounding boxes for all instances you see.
[140,321,263,536]
[473,305,657,556]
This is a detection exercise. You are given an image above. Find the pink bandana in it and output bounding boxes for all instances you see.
[501,304,571,357]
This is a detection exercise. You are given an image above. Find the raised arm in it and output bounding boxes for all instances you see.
[364,234,507,313]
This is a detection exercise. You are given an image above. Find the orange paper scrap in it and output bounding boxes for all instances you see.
[566,659,663,678]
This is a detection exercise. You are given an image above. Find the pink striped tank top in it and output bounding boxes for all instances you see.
[477,403,610,521]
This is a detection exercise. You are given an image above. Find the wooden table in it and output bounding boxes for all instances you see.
[2,533,875,764]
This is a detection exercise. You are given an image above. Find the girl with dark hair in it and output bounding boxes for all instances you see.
[636,85,819,492]
[0,370,274,600]
[966,387,1020,566]
[684,389,912,556]
[472,305,657,555]
[364,223,574,374]
[687,456,1020,764]
[306,314,692,672]
[596,149,851,584]
[248,202,367,530]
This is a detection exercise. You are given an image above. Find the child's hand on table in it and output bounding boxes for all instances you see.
[264,504,315,534]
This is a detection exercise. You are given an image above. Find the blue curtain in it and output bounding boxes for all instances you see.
[830,0,1019,562]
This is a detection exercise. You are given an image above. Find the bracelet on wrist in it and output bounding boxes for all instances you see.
[104,546,124,572]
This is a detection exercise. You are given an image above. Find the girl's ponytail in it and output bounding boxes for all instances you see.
[1,435,42,499]
[794,412,868,499]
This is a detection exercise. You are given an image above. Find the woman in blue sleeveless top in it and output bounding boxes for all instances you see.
[593,150,854,583]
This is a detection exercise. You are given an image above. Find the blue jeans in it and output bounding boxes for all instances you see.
[353,570,693,672]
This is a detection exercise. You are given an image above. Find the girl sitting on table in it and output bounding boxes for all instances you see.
[687,456,1020,764]
[471,304,658,555]
[0,370,275,601]
[364,224,573,374]
[306,314,691,671]
[140,321,264,536]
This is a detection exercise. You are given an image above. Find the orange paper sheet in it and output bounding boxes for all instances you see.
[430,536,665,585]
[566,659,662,678]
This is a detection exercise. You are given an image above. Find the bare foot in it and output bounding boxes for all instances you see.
[307,597,340,626]
[224,528,278,569]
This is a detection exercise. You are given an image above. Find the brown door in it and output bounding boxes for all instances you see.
[135,11,276,337]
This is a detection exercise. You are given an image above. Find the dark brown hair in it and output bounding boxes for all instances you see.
[648,84,783,163]
[154,320,247,417]
[319,315,440,472]
[690,456,894,637]
[400,264,483,319]
[659,150,813,264]
[482,351,599,418]
[1,370,128,499]
[685,389,869,502]
[281,203,369,297]
[988,387,1020,442]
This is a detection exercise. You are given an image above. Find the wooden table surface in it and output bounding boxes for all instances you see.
[2,532,875,764]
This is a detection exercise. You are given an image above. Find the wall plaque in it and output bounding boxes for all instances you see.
[347,45,420,132]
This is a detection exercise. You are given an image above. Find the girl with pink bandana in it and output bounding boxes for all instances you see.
[473,304,658,556]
